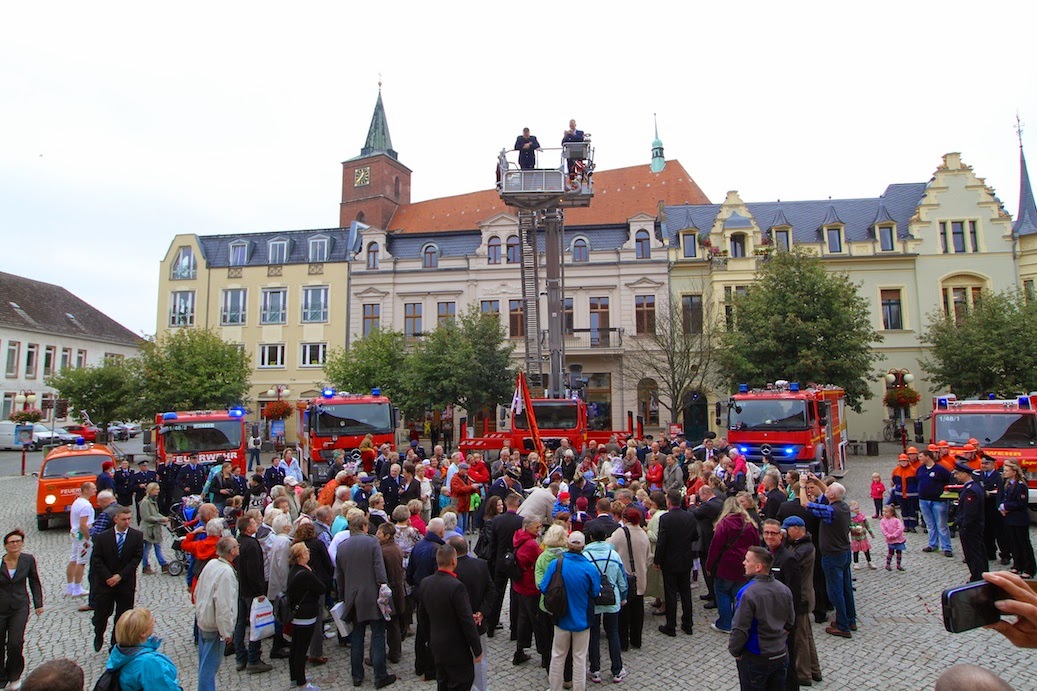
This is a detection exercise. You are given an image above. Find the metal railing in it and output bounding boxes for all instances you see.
[540,327,622,350]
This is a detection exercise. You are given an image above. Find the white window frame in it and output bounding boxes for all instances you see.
[878,226,895,252]
[221,288,247,325]
[25,343,38,378]
[302,286,329,323]
[309,237,329,263]
[229,242,248,266]
[169,291,195,327]
[269,239,288,265]
[43,345,56,376]
[5,342,19,378]
[171,246,196,280]
[60,347,72,371]
[258,343,286,368]
[300,342,327,367]
[681,232,697,258]
[825,226,844,254]
[261,288,287,324]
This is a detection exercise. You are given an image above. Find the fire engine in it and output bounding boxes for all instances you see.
[927,394,1037,508]
[297,388,397,469]
[145,409,248,472]
[33,440,114,531]
[725,381,848,475]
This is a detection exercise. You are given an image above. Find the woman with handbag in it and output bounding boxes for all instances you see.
[608,508,650,650]
[0,530,42,690]
[285,543,327,690]
[705,497,760,633]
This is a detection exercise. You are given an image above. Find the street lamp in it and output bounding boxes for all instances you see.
[14,389,37,410]
[266,385,291,401]
[883,369,915,452]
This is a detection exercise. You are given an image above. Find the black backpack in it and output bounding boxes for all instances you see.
[543,554,568,620]
[93,669,122,691]
[501,549,523,581]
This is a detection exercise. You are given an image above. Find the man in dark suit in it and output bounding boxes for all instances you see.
[692,486,724,606]
[485,493,524,638]
[380,463,403,517]
[90,506,143,651]
[447,536,494,690]
[761,473,787,522]
[417,545,483,691]
[583,498,620,540]
[653,490,699,636]
[233,516,271,673]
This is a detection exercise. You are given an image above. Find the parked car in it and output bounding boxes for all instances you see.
[62,424,99,443]
[112,421,142,438]
[32,424,79,447]
[106,423,129,441]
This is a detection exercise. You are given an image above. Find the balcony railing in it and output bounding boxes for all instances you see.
[540,327,623,350]
[170,265,196,280]
[261,310,286,324]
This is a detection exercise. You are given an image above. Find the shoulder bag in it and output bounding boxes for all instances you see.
[594,551,617,607]
[621,526,638,594]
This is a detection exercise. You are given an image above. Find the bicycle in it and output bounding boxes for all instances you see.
[881,417,901,443]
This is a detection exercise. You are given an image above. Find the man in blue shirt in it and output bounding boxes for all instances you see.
[917,451,953,556]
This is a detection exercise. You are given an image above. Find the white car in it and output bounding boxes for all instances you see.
[31,424,78,448]
[112,421,142,438]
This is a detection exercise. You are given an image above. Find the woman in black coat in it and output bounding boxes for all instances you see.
[0,529,43,689]
[293,523,333,665]
[286,543,328,689]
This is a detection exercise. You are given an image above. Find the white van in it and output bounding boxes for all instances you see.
[0,421,77,450]
[0,420,35,450]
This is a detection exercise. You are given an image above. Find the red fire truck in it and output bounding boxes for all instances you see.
[725,381,848,475]
[928,394,1037,508]
[297,388,397,471]
[146,409,248,472]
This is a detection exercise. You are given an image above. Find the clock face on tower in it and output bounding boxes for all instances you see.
[354,166,371,187]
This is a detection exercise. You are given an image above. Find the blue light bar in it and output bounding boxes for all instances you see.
[161,412,178,421]
[738,384,749,393]
[988,393,996,400]
[1019,396,1031,410]
[322,388,335,398]
[228,407,245,418]
[937,397,949,410]
[740,446,748,453]
[371,387,381,396]
[789,382,800,392]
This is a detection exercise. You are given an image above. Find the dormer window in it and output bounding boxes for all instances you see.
[730,233,747,258]
[506,235,521,264]
[773,228,791,252]
[635,230,651,259]
[422,243,440,269]
[825,227,844,253]
[681,232,698,258]
[367,242,380,269]
[171,247,196,280]
[309,236,329,263]
[487,236,501,265]
[229,242,247,267]
[269,239,288,264]
[572,237,589,263]
[878,226,895,252]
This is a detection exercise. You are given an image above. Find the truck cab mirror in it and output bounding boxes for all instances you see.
[818,402,829,426]
[500,407,509,424]
[715,402,723,427]
[913,419,925,443]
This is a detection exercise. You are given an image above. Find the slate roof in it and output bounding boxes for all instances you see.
[1013,148,1037,237]
[383,225,633,259]
[664,182,928,245]
[356,89,397,161]
[0,271,141,346]
[197,227,355,268]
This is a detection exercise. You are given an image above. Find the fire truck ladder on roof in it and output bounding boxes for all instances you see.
[519,209,544,390]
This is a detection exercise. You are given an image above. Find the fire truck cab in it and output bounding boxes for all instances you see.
[297,388,397,468]
[724,381,848,476]
[145,409,248,472]
[33,440,114,531]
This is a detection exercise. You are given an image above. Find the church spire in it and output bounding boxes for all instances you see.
[1014,114,1037,236]
[361,81,397,160]
[650,113,665,173]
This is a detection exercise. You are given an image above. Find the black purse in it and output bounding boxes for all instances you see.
[595,552,617,607]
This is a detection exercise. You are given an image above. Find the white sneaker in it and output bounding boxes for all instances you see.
[64,584,73,596]
[588,671,602,684]
[852,563,861,570]
[613,669,628,683]
[690,579,700,589]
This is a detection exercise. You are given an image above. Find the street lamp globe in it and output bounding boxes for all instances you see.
[903,373,915,384]
[884,373,896,385]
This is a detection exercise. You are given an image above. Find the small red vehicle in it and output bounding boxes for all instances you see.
[63,424,99,443]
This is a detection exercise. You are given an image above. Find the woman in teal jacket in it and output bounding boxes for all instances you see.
[105,607,181,691]
[584,526,629,683]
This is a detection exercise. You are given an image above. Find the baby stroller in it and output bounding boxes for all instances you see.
[164,494,201,576]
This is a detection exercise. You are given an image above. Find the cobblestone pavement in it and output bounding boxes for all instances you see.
[8,444,1037,690]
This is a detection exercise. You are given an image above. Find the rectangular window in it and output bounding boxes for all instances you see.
[60,347,72,370]
[952,222,966,253]
[589,297,610,346]
[300,343,327,367]
[509,299,525,338]
[951,287,968,323]
[940,222,949,254]
[563,297,574,335]
[76,349,87,368]
[302,286,329,323]
[1025,280,1035,301]
[221,289,247,325]
[171,246,196,280]
[437,302,456,328]
[363,304,380,336]
[309,237,328,263]
[879,226,895,252]
[261,289,287,324]
[969,221,979,253]
[5,342,19,377]
[169,291,195,327]
[40,393,54,423]
[730,234,746,258]
[43,346,56,376]
[723,285,748,329]
[682,235,697,258]
[682,295,703,334]
[880,289,903,330]
[25,344,38,378]
[972,287,982,309]
[269,240,288,264]
[480,300,500,317]
[0,393,12,420]
[635,295,656,335]
[826,228,842,253]
[258,344,286,368]
[404,303,423,337]
[774,229,790,252]
[229,243,247,266]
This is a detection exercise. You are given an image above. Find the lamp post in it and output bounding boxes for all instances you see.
[265,385,291,449]
[883,369,915,453]
[14,390,37,476]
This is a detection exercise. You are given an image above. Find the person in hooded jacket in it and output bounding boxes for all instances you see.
[105,607,180,691]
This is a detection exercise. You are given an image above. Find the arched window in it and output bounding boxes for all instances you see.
[356,211,366,224]
[572,238,589,263]
[506,235,521,263]
[366,242,379,270]
[635,230,651,259]
[941,273,986,323]
[487,236,501,265]
[637,378,660,426]
[422,244,439,269]
[730,233,747,258]
[394,176,401,200]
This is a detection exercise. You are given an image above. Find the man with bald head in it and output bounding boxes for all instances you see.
[800,475,856,639]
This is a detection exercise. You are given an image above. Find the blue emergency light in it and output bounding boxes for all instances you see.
[740,446,749,454]
[1019,396,1031,410]
[371,387,381,396]
[989,393,996,400]
[789,382,800,392]
[161,412,178,421]
[322,388,335,398]
[785,447,795,455]
[228,407,245,418]
[738,384,749,393]
[936,397,950,410]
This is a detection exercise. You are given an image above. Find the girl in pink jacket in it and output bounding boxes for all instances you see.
[880,504,906,571]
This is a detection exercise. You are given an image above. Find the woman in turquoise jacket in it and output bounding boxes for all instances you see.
[105,607,181,691]
[584,526,629,683]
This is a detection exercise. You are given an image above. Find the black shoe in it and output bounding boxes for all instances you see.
[224,644,236,657]
[486,631,494,638]
[812,674,823,682]
[270,648,290,659]
[681,625,694,635]
[799,680,812,687]
[922,547,935,553]
[698,594,712,601]
[814,614,827,624]
[1001,557,1013,566]
[703,601,717,610]
[512,652,531,665]
[236,663,247,672]
[93,632,103,652]
[353,679,363,687]
[657,626,676,637]
[375,675,397,689]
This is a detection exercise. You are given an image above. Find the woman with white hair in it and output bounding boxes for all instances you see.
[332,485,352,513]
[266,513,293,660]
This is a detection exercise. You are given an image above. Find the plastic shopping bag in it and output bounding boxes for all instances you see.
[330,600,353,638]
[249,596,276,642]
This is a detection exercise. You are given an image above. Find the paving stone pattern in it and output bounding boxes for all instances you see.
[8,445,1037,690]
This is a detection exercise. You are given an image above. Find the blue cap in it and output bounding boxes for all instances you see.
[781,516,806,529]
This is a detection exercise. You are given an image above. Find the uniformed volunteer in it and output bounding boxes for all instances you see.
[953,461,987,582]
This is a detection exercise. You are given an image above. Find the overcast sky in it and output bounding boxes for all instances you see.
[2,2,1035,337]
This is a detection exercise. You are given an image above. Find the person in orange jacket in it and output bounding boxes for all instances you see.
[450,463,479,534]
[890,453,921,532]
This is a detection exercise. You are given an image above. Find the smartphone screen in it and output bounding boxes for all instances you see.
[942,582,1008,633]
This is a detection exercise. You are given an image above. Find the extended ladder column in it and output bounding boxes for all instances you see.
[543,209,565,399]
[518,210,544,389]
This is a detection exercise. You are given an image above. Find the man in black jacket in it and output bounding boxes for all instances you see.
[486,493,524,638]
[692,486,724,606]
[448,536,494,691]
[654,490,698,636]
[176,455,207,502]
[761,474,787,522]
[233,516,271,673]
[779,489,829,623]
[514,128,540,170]
[417,545,483,691]
[763,518,801,688]
[408,519,447,681]
[583,498,620,540]
[90,506,143,652]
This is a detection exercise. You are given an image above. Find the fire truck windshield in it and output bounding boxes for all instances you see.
[934,413,1037,448]
[313,403,392,436]
[163,421,243,453]
[42,454,109,479]
[514,402,579,430]
[729,399,808,431]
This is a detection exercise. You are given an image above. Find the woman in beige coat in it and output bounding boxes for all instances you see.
[644,490,667,613]
[608,507,651,649]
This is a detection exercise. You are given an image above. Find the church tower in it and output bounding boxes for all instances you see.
[1014,115,1037,237]
[339,85,412,229]
[650,113,666,173]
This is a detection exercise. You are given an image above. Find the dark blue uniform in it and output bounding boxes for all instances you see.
[956,477,987,582]
[114,469,135,506]
[176,463,207,497]
[978,468,1007,561]
[514,134,540,170]
[96,471,115,495]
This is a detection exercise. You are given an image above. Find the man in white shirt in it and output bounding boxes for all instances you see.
[67,482,96,597]
[195,537,240,691]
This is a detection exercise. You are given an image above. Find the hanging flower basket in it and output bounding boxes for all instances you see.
[262,400,293,420]
[883,388,920,409]
[9,409,43,424]
[698,235,712,248]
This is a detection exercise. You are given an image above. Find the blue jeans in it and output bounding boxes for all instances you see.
[820,552,856,632]
[919,499,952,552]
[248,448,260,471]
[458,511,469,534]
[350,619,387,684]
[197,629,224,691]
[589,612,622,675]
[714,577,746,632]
[142,542,167,569]
[234,596,262,665]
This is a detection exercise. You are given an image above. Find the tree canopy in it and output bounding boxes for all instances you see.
[324,329,411,409]
[718,249,882,411]
[920,288,1037,398]
[45,357,137,428]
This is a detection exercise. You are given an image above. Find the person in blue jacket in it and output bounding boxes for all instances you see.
[105,607,181,691]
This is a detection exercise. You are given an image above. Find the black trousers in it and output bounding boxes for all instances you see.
[0,606,29,682]
[700,538,716,601]
[94,587,135,646]
[960,528,988,582]
[289,623,315,685]
[513,592,548,658]
[811,543,830,621]
[662,570,693,631]
[984,507,1009,560]
[436,661,474,691]
[1007,524,1037,576]
[617,592,644,649]
[415,605,435,678]
[487,573,512,635]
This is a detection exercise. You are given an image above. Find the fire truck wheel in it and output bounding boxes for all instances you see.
[36,516,49,531]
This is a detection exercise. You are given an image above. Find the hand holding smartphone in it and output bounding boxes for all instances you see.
[943,573,1037,639]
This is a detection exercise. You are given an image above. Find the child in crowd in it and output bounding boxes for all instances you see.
[870,473,886,518]
[246,473,267,513]
[849,500,876,569]
[223,495,243,524]
[880,504,907,571]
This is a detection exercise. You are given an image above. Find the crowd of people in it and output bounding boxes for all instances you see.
[6,430,1037,690]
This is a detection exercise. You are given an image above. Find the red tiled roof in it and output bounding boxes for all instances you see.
[388,160,709,233]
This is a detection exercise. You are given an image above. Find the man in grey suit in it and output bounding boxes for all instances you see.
[336,513,397,689]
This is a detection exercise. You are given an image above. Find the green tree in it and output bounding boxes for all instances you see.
[46,358,137,430]
[323,328,412,410]
[718,249,882,411]
[920,288,1037,397]
[132,329,252,416]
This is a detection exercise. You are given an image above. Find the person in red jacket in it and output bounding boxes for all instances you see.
[511,516,548,667]
[646,455,665,492]
[468,453,491,485]
[451,463,479,534]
